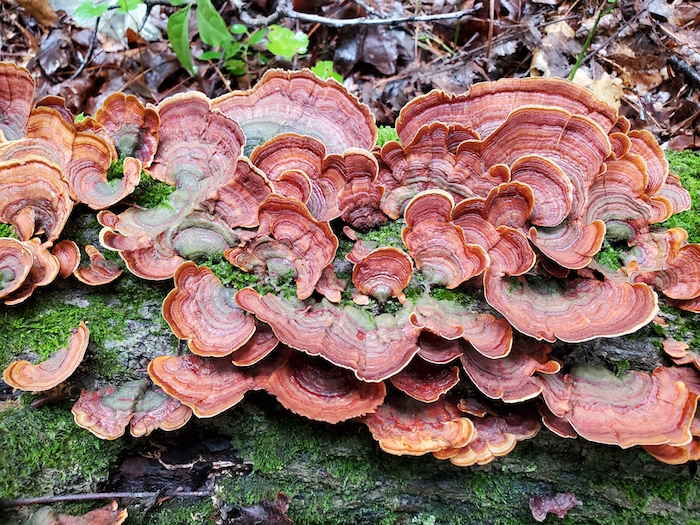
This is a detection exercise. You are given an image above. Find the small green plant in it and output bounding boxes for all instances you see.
[168,0,309,77]
[310,60,342,82]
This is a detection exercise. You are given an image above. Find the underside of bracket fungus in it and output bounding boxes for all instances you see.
[5,60,700,472]
[3,321,88,391]
[72,379,192,439]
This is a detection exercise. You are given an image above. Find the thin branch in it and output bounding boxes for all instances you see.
[69,15,100,80]
[231,0,480,28]
[1,491,212,507]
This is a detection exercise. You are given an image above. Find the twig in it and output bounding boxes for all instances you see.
[347,0,385,18]
[1,491,211,507]
[231,0,480,28]
[69,15,100,81]
[668,54,700,89]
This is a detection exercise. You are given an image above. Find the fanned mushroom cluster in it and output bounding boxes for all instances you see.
[4,62,700,467]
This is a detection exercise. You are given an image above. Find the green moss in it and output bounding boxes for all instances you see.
[376,125,399,148]
[594,244,624,271]
[202,253,297,300]
[130,173,176,210]
[663,150,700,243]
[357,220,405,249]
[616,359,630,376]
[74,112,87,123]
[106,158,124,182]
[133,498,215,525]
[0,223,17,238]
[0,402,124,499]
[430,286,478,309]
[0,275,173,377]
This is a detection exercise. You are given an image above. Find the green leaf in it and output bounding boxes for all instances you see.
[199,50,222,61]
[265,25,308,60]
[310,60,342,82]
[196,0,232,47]
[247,28,266,45]
[225,59,247,76]
[116,0,141,13]
[167,4,196,76]
[230,23,247,35]
[73,0,109,22]
[223,41,243,59]
[169,0,187,4]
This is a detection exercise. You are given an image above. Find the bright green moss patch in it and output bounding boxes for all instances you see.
[0,276,174,376]
[106,158,124,182]
[0,223,17,239]
[430,286,478,308]
[376,125,399,148]
[594,244,624,271]
[663,150,700,243]
[357,219,405,249]
[130,173,176,210]
[0,401,124,499]
[133,498,215,525]
[202,253,297,299]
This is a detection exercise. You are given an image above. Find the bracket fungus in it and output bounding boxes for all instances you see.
[3,321,88,391]
[4,61,700,475]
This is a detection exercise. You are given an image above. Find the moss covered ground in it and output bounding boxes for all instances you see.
[1,150,700,524]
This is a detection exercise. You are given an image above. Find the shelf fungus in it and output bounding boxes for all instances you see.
[3,321,88,391]
[539,364,700,448]
[360,394,476,456]
[162,262,256,357]
[95,92,159,166]
[6,64,700,469]
[72,379,192,439]
[212,69,377,155]
[73,244,122,286]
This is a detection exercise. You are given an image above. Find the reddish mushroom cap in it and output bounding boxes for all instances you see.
[529,493,582,523]
[539,364,700,448]
[352,247,412,302]
[483,268,659,343]
[230,322,280,366]
[73,245,122,286]
[0,156,73,244]
[0,237,33,299]
[129,387,193,437]
[410,294,513,359]
[359,394,476,456]
[0,61,34,141]
[460,338,561,403]
[235,288,421,382]
[395,77,618,145]
[213,68,377,154]
[95,92,159,166]
[630,244,700,300]
[30,500,128,525]
[417,332,464,364]
[52,240,80,278]
[3,321,89,391]
[4,238,60,305]
[389,358,460,403]
[266,349,387,423]
[149,91,245,186]
[402,190,488,288]
[148,354,263,417]
[162,262,256,358]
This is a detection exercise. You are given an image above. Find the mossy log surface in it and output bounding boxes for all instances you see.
[2,152,700,525]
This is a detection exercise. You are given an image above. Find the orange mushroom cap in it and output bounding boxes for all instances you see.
[129,388,192,437]
[73,245,122,286]
[266,349,387,423]
[460,338,561,403]
[162,262,256,358]
[359,394,476,456]
[0,237,33,299]
[95,92,159,166]
[213,68,377,155]
[52,240,80,278]
[539,364,700,448]
[0,61,34,141]
[0,156,73,244]
[235,288,421,382]
[4,238,60,305]
[148,354,263,418]
[230,322,279,366]
[3,321,88,391]
[30,500,128,525]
